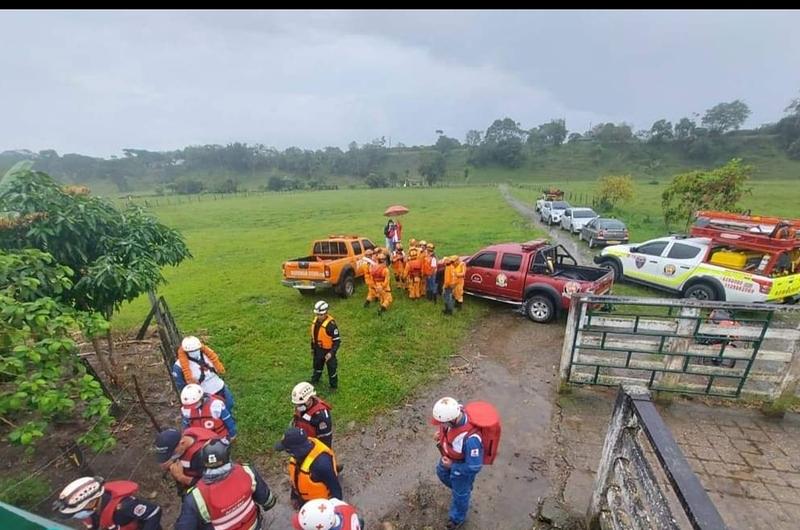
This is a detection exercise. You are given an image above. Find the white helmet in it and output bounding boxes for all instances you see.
[432,397,461,423]
[297,498,338,530]
[292,382,317,405]
[54,476,104,516]
[181,383,204,406]
[314,300,329,315]
[182,336,202,352]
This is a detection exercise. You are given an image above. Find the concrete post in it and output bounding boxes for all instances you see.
[659,306,700,389]
[559,295,584,391]
[768,320,800,415]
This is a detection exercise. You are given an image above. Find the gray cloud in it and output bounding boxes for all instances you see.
[1,10,799,156]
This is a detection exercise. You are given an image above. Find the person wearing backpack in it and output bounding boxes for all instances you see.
[431,397,501,529]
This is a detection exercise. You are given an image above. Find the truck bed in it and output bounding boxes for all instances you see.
[553,264,609,282]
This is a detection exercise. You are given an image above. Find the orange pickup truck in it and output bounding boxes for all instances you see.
[281,235,376,298]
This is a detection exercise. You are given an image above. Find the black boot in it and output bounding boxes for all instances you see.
[363,300,370,308]
[456,301,463,310]
[378,306,386,316]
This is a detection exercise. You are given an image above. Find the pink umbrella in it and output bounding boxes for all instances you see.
[384,205,409,217]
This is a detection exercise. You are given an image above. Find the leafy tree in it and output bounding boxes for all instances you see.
[591,123,634,145]
[465,130,482,147]
[649,119,674,144]
[537,119,568,146]
[267,176,285,191]
[661,158,752,229]
[0,249,115,450]
[214,178,239,194]
[701,100,751,134]
[567,132,582,143]
[0,168,191,377]
[472,118,527,168]
[596,175,635,210]
[171,178,205,195]
[418,152,446,185]
[674,117,697,140]
[365,173,389,188]
[434,135,461,154]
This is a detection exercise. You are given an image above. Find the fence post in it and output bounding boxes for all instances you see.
[559,295,584,391]
[768,320,800,415]
[587,385,647,529]
[659,306,700,389]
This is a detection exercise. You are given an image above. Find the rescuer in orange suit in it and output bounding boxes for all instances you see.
[405,248,423,300]
[370,253,393,314]
[359,249,375,308]
[442,256,458,315]
[391,243,407,289]
[453,255,466,310]
[418,241,428,297]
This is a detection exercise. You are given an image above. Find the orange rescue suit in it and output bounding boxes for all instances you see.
[454,261,466,303]
[404,257,423,299]
[370,263,392,309]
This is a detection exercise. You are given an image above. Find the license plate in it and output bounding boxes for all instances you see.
[292,270,308,277]
[606,240,620,244]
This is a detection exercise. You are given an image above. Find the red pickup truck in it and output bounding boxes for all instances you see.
[453,240,614,322]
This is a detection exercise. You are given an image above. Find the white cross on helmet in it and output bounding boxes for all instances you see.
[432,396,461,423]
[297,499,337,530]
[314,300,329,315]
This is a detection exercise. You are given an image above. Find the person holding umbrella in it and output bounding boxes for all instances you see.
[384,205,408,250]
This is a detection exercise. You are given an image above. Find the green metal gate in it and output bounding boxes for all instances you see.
[559,294,797,398]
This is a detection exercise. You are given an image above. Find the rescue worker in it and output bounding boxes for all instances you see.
[453,255,466,310]
[442,256,457,315]
[172,336,235,410]
[418,240,428,297]
[391,242,407,288]
[274,427,343,510]
[409,238,418,252]
[175,439,276,530]
[358,249,376,308]
[432,397,484,529]
[311,300,341,389]
[53,476,162,530]
[404,248,423,300]
[424,242,439,303]
[291,381,334,448]
[154,427,219,489]
[180,384,237,440]
[371,253,393,314]
[292,498,364,530]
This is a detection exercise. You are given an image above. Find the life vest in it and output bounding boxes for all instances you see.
[358,260,374,286]
[288,438,339,502]
[176,347,226,395]
[190,464,258,530]
[444,264,457,288]
[370,264,388,284]
[407,259,422,278]
[422,255,435,276]
[311,315,335,350]
[180,427,220,476]
[182,395,228,438]
[291,499,361,530]
[436,402,501,465]
[455,262,466,280]
[98,481,139,530]
[293,398,332,440]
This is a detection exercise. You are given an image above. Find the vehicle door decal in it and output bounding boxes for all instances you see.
[471,273,483,284]
[635,256,646,269]
[495,273,508,287]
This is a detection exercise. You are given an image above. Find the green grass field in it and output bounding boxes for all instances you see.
[115,187,541,455]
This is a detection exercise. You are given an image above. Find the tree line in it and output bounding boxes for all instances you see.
[2,92,799,192]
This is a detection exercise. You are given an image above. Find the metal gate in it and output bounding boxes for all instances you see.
[137,290,182,397]
[559,294,800,398]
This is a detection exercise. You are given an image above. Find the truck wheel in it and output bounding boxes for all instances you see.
[337,272,355,298]
[597,259,622,282]
[524,295,555,323]
[684,283,717,301]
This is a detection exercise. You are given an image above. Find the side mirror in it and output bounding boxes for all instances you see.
[630,247,638,253]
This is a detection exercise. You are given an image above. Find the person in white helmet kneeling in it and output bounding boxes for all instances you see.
[53,476,162,530]
[172,335,235,410]
[310,300,341,390]
[292,498,364,530]
[180,383,238,441]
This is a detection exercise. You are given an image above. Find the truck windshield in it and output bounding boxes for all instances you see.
[574,210,597,218]
[552,201,569,209]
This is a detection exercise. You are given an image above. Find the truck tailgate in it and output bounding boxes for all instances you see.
[284,261,327,280]
[591,270,614,295]
[768,272,800,300]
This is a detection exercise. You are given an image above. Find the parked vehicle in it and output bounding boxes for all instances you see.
[457,240,614,323]
[282,235,374,297]
[579,218,629,248]
[593,211,800,303]
[560,207,598,233]
[539,200,571,225]
[535,188,565,212]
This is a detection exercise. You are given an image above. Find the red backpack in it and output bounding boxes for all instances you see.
[464,401,501,465]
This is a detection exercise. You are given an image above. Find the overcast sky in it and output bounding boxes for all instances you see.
[2,10,800,157]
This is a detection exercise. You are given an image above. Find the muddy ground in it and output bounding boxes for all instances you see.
[5,188,599,529]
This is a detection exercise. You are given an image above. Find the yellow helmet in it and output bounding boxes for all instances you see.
[410,238,417,245]
[419,240,427,247]
[395,243,403,250]
[427,243,435,250]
